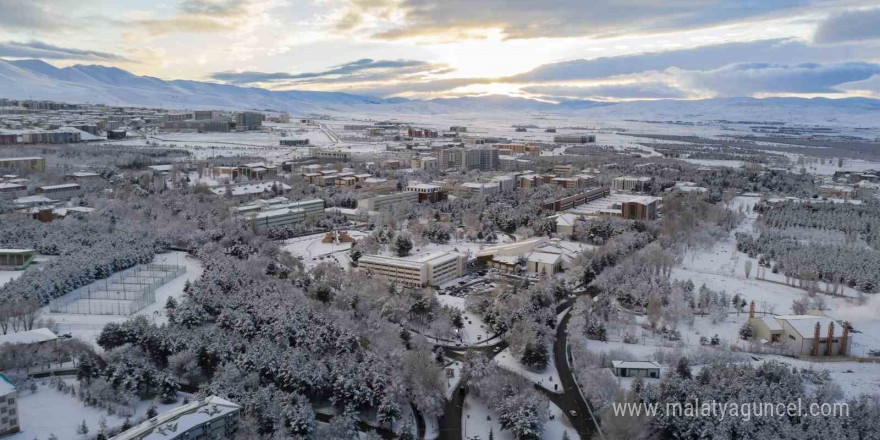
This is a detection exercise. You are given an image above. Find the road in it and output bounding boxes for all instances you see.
[435,296,603,440]
[549,309,602,439]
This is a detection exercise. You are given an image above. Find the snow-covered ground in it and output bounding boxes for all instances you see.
[434,294,497,345]
[461,393,579,440]
[46,251,203,348]
[9,379,185,440]
[0,269,23,287]
[495,345,563,394]
[282,230,368,270]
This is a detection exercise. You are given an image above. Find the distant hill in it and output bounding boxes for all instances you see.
[1,58,878,125]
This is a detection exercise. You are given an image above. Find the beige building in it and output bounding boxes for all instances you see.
[0,156,45,172]
[358,252,465,287]
[748,304,851,357]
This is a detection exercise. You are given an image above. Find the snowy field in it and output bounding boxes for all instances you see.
[46,251,203,348]
[9,379,185,440]
[281,230,368,270]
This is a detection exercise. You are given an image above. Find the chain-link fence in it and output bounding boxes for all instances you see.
[49,263,186,315]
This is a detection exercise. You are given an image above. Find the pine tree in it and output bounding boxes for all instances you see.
[76,420,89,436]
[147,403,158,418]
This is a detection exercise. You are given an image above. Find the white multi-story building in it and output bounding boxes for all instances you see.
[359,191,419,211]
[240,199,325,232]
[110,396,241,440]
[358,252,465,287]
[0,374,19,437]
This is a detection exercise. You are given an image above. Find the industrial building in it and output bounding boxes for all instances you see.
[747,304,851,357]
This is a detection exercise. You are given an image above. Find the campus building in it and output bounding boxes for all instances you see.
[0,249,36,270]
[35,183,80,200]
[0,157,45,172]
[748,304,851,357]
[358,191,419,211]
[110,396,241,440]
[612,176,653,193]
[0,374,18,437]
[358,252,465,287]
[405,183,447,203]
[241,199,325,232]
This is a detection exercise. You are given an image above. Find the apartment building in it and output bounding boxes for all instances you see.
[465,148,500,171]
[0,157,45,172]
[235,112,264,131]
[612,176,653,193]
[358,252,465,287]
[110,396,241,440]
[554,134,596,144]
[310,150,352,162]
[621,196,660,221]
[0,374,18,437]
[541,187,611,212]
[553,164,575,176]
[495,143,539,155]
[437,148,466,169]
[411,156,439,171]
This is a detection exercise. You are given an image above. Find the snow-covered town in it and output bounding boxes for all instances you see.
[2,2,880,440]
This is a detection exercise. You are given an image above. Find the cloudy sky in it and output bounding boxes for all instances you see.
[0,0,878,101]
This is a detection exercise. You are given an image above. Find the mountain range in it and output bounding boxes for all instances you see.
[1,58,879,125]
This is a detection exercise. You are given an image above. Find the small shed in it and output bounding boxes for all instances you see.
[612,360,661,379]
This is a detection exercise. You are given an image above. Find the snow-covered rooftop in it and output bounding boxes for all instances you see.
[0,328,58,345]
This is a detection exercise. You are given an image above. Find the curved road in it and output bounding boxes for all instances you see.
[435,297,602,440]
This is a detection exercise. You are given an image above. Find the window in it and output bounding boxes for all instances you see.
[789,335,796,340]
[6,398,12,405]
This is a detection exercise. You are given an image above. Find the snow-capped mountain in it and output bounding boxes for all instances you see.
[1,58,878,125]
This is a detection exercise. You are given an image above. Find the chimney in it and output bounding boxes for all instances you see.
[840,325,849,356]
[749,300,755,319]
[826,322,835,356]
[811,322,821,356]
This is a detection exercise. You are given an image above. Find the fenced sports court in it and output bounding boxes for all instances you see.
[49,263,186,316]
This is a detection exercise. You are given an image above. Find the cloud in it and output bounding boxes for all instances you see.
[814,8,880,44]
[122,0,277,35]
[178,0,253,16]
[0,0,65,30]
[211,58,450,85]
[0,40,128,61]
[521,83,688,100]
[337,0,814,40]
[678,62,879,96]
[510,39,880,83]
